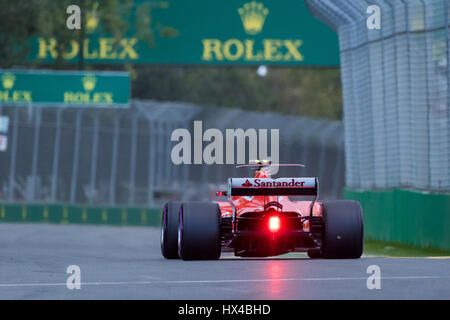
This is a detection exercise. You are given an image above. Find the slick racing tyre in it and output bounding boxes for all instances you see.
[307,248,322,259]
[321,200,364,259]
[161,201,182,259]
[178,201,221,260]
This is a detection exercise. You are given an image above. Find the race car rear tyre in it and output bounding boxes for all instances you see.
[161,201,182,259]
[178,201,221,260]
[307,248,322,259]
[321,200,364,259]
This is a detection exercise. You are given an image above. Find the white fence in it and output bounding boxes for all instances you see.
[0,100,345,206]
[307,0,450,191]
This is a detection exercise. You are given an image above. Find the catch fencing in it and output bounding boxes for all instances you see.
[0,100,344,207]
[306,0,450,191]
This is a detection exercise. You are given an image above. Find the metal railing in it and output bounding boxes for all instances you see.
[306,0,450,191]
[0,100,345,207]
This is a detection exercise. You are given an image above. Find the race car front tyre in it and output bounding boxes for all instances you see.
[178,201,221,260]
[321,200,364,259]
[161,201,182,259]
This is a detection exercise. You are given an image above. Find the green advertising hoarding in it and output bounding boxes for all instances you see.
[29,0,339,66]
[0,70,130,107]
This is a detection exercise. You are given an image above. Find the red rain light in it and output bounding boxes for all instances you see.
[268,216,281,232]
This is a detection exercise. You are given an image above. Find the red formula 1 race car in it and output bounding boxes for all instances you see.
[161,161,364,260]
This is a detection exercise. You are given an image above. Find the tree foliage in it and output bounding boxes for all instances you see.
[133,66,343,120]
[0,1,342,120]
[0,0,40,67]
[0,0,133,68]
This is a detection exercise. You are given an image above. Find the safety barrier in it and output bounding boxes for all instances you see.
[344,188,450,250]
[306,0,450,192]
[0,203,161,227]
[0,101,344,207]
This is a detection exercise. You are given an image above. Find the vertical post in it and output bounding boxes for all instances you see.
[28,107,41,201]
[364,8,374,190]
[385,0,400,188]
[169,122,176,183]
[89,116,99,205]
[78,0,86,70]
[172,122,181,184]
[51,108,64,202]
[182,121,189,200]
[332,132,345,198]
[420,0,431,189]
[317,124,337,197]
[70,109,83,204]
[30,107,41,201]
[446,0,450,190]
[301,121,323,174]
[129,116,138,205]
[378,1,388,189]
[8,108,19,201]
[400,0,412,187]
[165,122,172,183]
[156,121,163,186]
[201,149,207,185]
[147,119,156,206]
[109,116,120,205]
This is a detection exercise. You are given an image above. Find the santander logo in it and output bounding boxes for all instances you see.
[242,179,253,187]
[239,178,307,188]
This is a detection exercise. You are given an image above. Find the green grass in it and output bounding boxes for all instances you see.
[364,239,450,257]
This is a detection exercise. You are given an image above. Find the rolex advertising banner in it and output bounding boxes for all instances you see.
[0,70,130,107]
[29,0,339,66]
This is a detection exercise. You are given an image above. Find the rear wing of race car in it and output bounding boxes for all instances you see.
[228,177,318,197]
[217,177,319,224]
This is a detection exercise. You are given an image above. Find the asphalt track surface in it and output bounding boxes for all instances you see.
[0,223,449,299]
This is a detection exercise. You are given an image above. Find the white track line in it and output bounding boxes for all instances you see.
[1,275,450,288]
